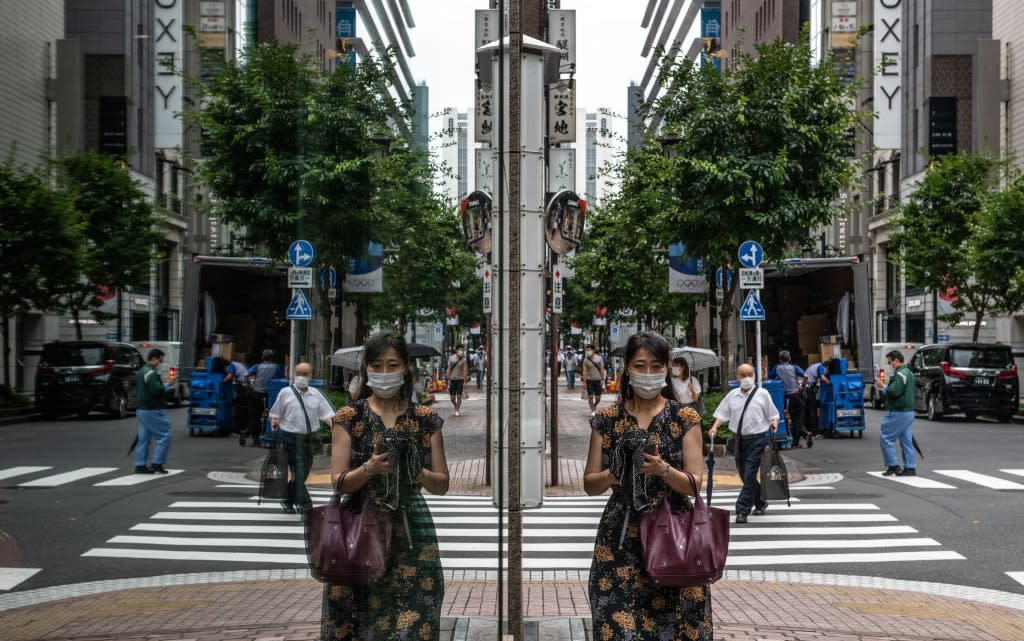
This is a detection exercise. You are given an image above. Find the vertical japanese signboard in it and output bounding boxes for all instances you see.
[475,148,495,196]
[928,97,957,157]
[874,0,901,149]
[548,147,576,192]
[547,10,575,67]
[548,80,575,143]
[476,84,495,143]
[475,9,499,49]
[336,6,357,68]
[483,268,492,315]
[831,1,857,50]
[700,7,722,71]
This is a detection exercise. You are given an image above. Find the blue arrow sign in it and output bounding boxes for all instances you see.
[738,240,764,268]
[286,289,313,320]
[320,267,338,289]
[739,290,766,321]
[288,240,315,267]
[714,267,733,290]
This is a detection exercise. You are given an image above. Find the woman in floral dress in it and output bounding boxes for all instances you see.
[584,331,713,641]
[324,332,450,641]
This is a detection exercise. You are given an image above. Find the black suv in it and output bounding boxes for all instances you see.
[908,343,1019,422]
[35,341,145,419]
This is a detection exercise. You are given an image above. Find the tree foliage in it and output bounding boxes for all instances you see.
[891,152,1024,340]
[625,33,864,368]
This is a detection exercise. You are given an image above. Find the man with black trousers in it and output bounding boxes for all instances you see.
[769,350,809,448]
[244,349,283,447]
[709,363,779,524]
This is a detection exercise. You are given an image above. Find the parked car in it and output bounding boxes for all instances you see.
[908,343,1019,422]
[35,341,144,419]
[866,342,922,408]
[134,341,186,406]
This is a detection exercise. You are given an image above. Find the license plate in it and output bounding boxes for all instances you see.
[973,377,990,385]
[191,407,217,416]
[62,374,79,384]
[836,408,862,417]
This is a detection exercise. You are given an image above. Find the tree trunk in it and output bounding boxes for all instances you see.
[972,308,983,342]
[718,263,736,373]
[1,315,10,388]
[320,294,332,375]
[72,308,83,341]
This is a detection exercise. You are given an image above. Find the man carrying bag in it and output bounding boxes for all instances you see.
[267,362,334,515]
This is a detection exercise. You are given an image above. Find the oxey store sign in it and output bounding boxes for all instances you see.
[874,0,901,149]
[155,0,183,149]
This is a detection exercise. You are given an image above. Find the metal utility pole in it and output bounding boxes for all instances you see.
[549,250,559,486]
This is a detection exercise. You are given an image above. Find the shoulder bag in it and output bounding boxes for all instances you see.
[639,470,730,587]
[304,470,394,585]
[759,432,791,506]
[257,432,288,504]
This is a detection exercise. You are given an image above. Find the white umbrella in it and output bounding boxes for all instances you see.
[670,346,720,372]
[331,346,362,371]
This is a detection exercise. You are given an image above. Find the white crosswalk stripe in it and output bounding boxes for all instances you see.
[81,485,965,572]
[933,470,1024,490]
[869,468,1024,490]
[0,465,184,488]
[1006,572,1024,588]
[0,568,42,591]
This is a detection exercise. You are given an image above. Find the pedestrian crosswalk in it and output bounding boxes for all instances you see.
[0,465,183,488]
[868,468,1024,490]
[81,484,965,573]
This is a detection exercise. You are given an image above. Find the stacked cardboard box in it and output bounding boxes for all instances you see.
[797,314,830,357]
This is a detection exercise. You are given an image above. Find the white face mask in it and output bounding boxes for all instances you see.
[293,375,309,389]
[671,367,682,377]
[585,350,593,357]
[629,371,666,399]
[739,376,755,390]
[366,370,405,399]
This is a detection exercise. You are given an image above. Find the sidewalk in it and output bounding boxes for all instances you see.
[2,380,1023,640]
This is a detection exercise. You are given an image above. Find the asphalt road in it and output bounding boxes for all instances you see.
[2,399,1023,597]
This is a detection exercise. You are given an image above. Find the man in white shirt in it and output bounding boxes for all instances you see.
[268,362,335,514]
[709,363,779,524]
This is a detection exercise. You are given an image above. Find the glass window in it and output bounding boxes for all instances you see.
[950,348,1012,369]
[41,344,105,367]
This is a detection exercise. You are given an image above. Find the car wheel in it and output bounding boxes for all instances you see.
[927,394,943,421]
[965,411,978,422]
[110,390,128,419]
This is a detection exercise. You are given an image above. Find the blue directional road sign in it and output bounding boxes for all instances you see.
[739,290,766,321]
[288,240,315,267]
[714,267,733,290]
[738,240,764,268]
[320,266,338,289]
[286,289,313,320]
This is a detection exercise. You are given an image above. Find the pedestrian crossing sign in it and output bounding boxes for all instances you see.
[739,290,766,321]
[286,289,313,320]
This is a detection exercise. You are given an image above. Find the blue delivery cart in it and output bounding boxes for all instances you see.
[818,358,866,438]
[187,356,234,436]
[727,379,792,449]
[258,377,327,448]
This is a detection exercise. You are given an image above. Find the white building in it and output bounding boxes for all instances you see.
[437,107,470,209]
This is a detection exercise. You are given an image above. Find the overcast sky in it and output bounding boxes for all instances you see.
[405,1,649,130]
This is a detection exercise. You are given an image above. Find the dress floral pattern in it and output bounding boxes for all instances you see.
[322,400,444,641]
[589,401,713,641]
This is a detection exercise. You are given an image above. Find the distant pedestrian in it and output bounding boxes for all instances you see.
[709,363,779,524]
[768,350,810,448]
[670,355,703,414]
[134,348,171,474]
[446,344,468,416]
[475,347,486,389]
[245,350,283,447]
[582,344,606,416]
[583,331,712,641]
[564,347,577,389]
[876,350,917,476]
[268,362,334,515]
[229,358,249,436]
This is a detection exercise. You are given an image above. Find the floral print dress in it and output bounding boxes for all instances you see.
[589,401,713,641]
[322,400,444,641]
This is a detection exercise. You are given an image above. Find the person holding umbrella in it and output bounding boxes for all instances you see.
[669,354,703,414]
[583,331,712,641]
[875,350,918,476]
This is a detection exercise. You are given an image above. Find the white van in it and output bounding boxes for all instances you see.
[134,341,187,405]
[866,342,922,408]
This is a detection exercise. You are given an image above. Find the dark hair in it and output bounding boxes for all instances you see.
[146,348,165,361]
[620,331,673,401]
[261,349,274,362]
[586,343,596,350]
[672,356,690,378]
[886,350,904,364]
[778,350,791,363]
[358,332,414,401]
[454,344,464,350]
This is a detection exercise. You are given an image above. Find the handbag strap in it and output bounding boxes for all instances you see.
[676,470,708,524]
[736,387,757,437]
[290,385,313,434]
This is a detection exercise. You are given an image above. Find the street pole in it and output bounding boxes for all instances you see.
[550,250,559,486]
[754,290,762,386]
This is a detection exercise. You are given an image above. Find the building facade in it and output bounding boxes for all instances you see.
[438,108,470,208]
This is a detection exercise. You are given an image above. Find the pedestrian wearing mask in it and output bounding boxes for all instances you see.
[326,332,449,641]
[582,343,606,417]
[768,350,809,448]
[267,362,334,515]
[709,364,779,524]
[245,349,283,447]
[670,355,703,414]
[875,350,917,476]
[583,331,712,640]
[446,344,468,416]
[134,349,171,474]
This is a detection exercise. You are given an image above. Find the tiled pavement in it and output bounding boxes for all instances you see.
[3,383,1024,640]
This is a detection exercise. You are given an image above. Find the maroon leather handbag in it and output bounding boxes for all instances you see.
[639,470,730,587]
[304,471,393,585]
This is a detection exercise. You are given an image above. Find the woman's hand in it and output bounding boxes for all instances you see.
[363,445,392,477]
[641,452,670,477]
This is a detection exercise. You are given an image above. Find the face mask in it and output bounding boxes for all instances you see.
[293,375,309,389]
[456,350,463,357]
[739,376,755,390]
[585,350,593,357]
[367,370,405,398]
[671,367,682,377]
[629,371,666,399]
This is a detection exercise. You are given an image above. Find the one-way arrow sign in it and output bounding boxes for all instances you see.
[286,289,313,320]
[739,290,766,321]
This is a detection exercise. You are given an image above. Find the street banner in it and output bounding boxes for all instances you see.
[547,9,576,66]
[547,80,575,143]
[552,267,563,314]
[343,242,383,293]
[668,242,706,294]
[701,8,722,71]
[475,147,495,196]
[548,147,576,192]
[476,84,495,143]
[483,268,493,315]
[335,7,357,68]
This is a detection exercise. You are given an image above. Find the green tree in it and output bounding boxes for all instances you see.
[891,153,1024,341]
[638,33,864,369]
[0,160,81,387]
[49,153,163,339]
